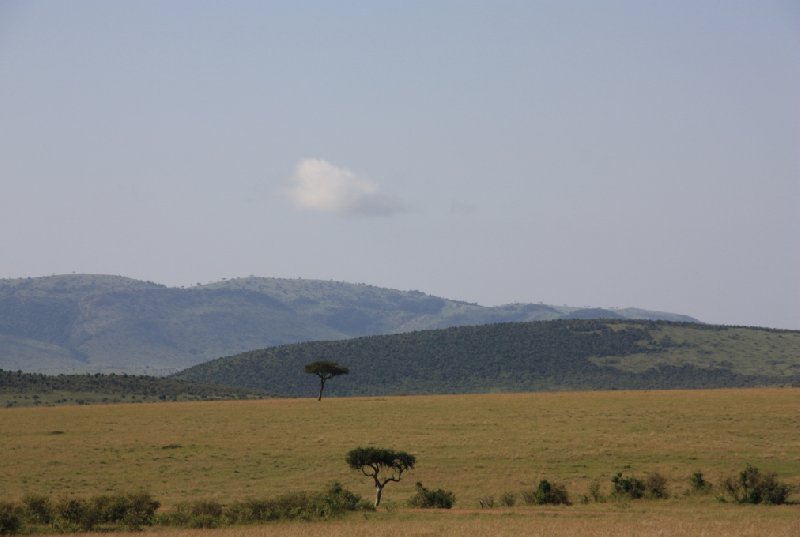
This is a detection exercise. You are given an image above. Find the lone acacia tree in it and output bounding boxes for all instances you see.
[304,360,349,400]
[346,446,416,507]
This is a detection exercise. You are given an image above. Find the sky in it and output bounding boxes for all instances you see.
[1,1,798,330]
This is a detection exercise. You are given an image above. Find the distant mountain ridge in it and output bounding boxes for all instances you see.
[0,274,698,374]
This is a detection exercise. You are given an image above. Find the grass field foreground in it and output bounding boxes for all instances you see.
[67,505,800,537]
[2,388,799,510]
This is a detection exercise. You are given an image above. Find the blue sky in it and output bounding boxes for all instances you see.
[1,1,798,329]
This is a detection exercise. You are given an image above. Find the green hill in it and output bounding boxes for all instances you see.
[173,320,800,396]
[1,274,697,374]
[0,369,268,407]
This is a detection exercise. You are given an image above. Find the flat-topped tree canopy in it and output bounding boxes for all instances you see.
[346,446,416,507]
[304,360,349,400]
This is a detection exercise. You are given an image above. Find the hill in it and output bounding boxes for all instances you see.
[173,320,800,395]
[0,369,268,407]
[0,274,697,374]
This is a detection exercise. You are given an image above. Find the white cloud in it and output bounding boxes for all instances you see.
[288,159,406,216]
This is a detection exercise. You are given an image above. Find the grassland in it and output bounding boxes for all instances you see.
[86,504,800,537]
[2,389,799,534]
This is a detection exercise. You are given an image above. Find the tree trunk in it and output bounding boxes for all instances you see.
[374,484,383,507]
[317,378,325,401]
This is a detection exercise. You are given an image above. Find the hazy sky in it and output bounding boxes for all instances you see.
[1,1,798,329]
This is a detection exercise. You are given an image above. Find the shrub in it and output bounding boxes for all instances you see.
[120,492,160,529]
[262,494,308,521]
[222,500,257,524]
[166,500,225,528]
[224,482,366,525]
[723,465,789,505]
[315,481,367,516]
[612,472,668,500]
[21,494,52,525]
[644,472,669,499]
[55,498,98,532]
[36,493,160,532]
[407,482,455,509]
[186,500,224,519]
[690,470,711,493]
[224,496,313,524]
[499,492,516,507]
[612,472,645,500]
[0,503,22,536]
[88,495,124,525]
[88,492,159,530]
[523,480,570,505]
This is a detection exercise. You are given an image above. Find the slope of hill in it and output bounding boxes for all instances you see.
[0,369,268,407]
[1,274,698,374]
[173,320,800,396]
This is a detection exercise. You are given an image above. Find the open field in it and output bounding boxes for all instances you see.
[80,504,800,537]
[2,388,799,534]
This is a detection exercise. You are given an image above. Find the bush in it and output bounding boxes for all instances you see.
[54,498,97,532]
[499,492,516,507]
[0,503,22,536]
[723,465,789,505]
[21,495,52,525]
[315,481,367,516]
[120,492,160,529]
[612,473,645,500]
[165,500,225,528]
[224,482,366,525]
[407,482,455,509]
[612,471,669,500]
[690,470,711,493]
[644,473,669,499]
[87,492,159,529]
[522,480,570,505]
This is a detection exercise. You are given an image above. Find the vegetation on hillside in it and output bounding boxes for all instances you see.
[0,274,698,374]
[174,320,800,396]
[0,369,267,407]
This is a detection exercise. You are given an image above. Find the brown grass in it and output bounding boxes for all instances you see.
[75,504,800,537]
[2,388,798,512]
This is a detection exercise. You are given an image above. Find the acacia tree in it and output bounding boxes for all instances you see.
[304,360,349,400]
[346,447,416,507]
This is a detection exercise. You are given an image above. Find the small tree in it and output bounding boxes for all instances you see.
[304,361,349,400]
[346,447,415,507]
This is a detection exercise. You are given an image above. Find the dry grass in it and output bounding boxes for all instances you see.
[76,504,800,537]
[2,388,799,511]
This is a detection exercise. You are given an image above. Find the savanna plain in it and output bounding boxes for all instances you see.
[3,388,799,536]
